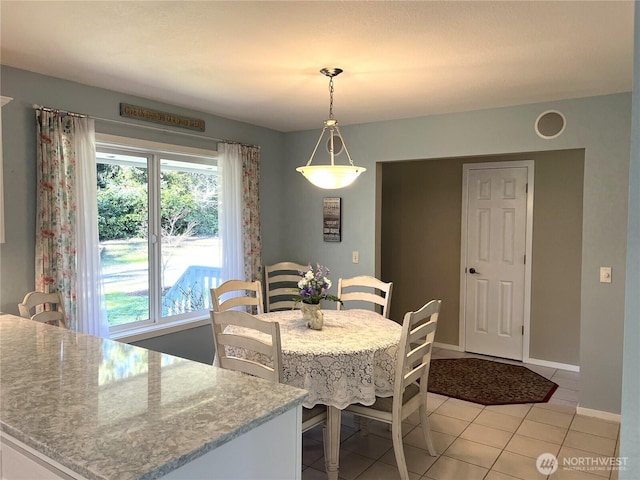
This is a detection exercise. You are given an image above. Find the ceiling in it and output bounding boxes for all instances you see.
[0,1,634,133]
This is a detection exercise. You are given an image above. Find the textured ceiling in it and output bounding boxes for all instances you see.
[0,1,634,132]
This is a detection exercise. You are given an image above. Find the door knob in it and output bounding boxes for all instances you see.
[469,268,480,274]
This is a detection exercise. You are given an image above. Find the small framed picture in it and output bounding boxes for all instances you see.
[323,197,341,242]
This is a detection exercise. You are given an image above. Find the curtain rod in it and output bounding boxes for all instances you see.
[32,104,260,149]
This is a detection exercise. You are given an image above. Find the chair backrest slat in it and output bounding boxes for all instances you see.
[211,279,264,314]
[211,310,282,382]
[18,291,67,328]
[394,299,441,409]
[264,262,307,312]
[336,275,393,318]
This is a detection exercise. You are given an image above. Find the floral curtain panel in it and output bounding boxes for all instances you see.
[219,142,262,283]
[35,109,107,336]
[241,145,262,282]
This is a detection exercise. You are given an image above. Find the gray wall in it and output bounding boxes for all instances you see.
[0,66,633,416]
[133,324,215,365]
[380,150,584,366]
[619,5,640,477]
[282,94,631,415]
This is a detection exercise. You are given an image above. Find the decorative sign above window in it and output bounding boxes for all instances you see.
[119,103,205,132]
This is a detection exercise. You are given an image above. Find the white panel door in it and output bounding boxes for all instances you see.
[463,166,528,360]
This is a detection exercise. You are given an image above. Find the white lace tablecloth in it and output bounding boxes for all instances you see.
[251,309,401,409]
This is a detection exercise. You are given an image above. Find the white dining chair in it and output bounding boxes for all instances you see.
[18,291,67,328]
[336,275,393,318]
[210,310,327,434]
[210,279,264,314]
[344,299,441,480]
[264,262,307,312]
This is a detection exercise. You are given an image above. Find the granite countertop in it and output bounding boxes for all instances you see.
[0,314,307,480]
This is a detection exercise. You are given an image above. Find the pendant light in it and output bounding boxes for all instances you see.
[296,68,366,189]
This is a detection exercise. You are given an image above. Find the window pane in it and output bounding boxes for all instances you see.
[160,159,220,318]
[97,157,150,327]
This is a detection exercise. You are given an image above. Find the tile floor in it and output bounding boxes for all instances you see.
[301,348,622,480]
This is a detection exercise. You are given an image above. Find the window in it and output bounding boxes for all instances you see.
[96,136,220,333]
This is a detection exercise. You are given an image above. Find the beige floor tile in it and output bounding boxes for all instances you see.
[505,433,561,459]
[310,450,374,480]
[424,455,488,480]
[301,466,328,480]
[431,430,458,453]
[484,471,524,480]
[426,393,449,412]
[557,446,616,479]
[460,423,514,449]
[516,419,568,445]
[302,437,324,466]
[473,409,523,433]
[610,464,620,479]
[570,415,620,440]
[316,353,617,480]
[553,369,580,381]
[443,437,502,469]
[525,405,574,428]
[403,425,453,452]
[491,450,548,480]
[434,398,483,422]
[428,413,470,436]
[553,375,580,391]
[484,403,533,418]
[432,349,467,359]
[533,401,577,415]
[339,431,393,460]
[357,419,410,440]
[523,363,557,379]
[548,467,606,480]
[563,430,617,456]
[356,460,421,480]
[378,442,438,475]
[547,397,579,409]
[553,387,579,403]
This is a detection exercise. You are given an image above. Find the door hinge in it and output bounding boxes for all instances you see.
[526,183,528,193]
[524,254,526,264]
[522,325,524,335]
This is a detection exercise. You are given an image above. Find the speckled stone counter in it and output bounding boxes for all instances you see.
[0,314,307,479]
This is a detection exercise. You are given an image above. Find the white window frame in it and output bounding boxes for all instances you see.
[96,134,219,342]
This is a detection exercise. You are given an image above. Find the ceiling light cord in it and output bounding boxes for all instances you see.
[328,76,335,120]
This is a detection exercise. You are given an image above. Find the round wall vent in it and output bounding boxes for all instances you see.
[535,110,566,139]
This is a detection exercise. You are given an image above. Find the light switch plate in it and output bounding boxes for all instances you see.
[600,267,612,283]
[352,251,359,264]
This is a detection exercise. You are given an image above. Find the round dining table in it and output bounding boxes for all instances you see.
[254,308,402,480]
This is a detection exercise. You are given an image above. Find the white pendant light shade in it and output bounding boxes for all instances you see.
[296,164,365,189]
[297,68,366,189]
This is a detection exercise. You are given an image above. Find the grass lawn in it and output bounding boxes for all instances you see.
[100,237,220,327]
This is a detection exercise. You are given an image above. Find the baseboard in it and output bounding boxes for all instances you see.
[434,342,463,352]
[526,357,579,372]
[576,406,621,423]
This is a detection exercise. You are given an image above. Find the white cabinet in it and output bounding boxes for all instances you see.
[2,406,302,480]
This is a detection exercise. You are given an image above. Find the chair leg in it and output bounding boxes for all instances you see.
[356,415,369,435]
[391,420,410,480]
[419,405,437,456]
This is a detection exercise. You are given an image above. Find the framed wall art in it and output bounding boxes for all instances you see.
[323,197,341,242]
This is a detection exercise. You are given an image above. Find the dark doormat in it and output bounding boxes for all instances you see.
[427,358,559,405]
